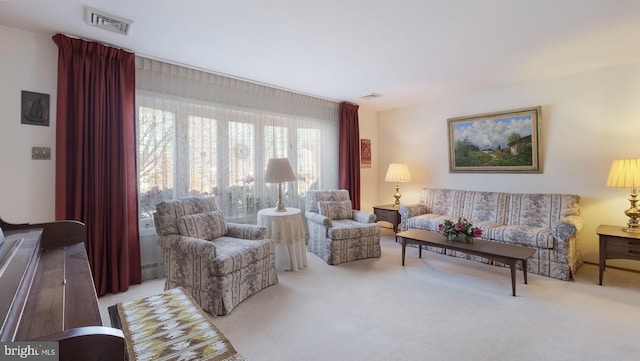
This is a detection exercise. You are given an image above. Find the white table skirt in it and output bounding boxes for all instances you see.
[257,207,307,272]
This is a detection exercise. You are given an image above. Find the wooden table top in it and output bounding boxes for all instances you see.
[397,229,536,260]
[373,204,400,211]
[596,225,640,239]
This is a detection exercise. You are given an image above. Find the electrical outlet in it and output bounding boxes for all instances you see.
[32,146,51,160]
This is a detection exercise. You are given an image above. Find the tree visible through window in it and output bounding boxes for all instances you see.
[135,57,338,227]
[137,106,175,220]
[137,100,336,226]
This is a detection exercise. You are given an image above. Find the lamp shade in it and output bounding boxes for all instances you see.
[385,163,411,182]
[265,158,296,183]
[606,158,640,188]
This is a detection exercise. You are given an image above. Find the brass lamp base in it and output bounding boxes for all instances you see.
[392,183,401,207]
[275,182,287,212]
[623,190,640,232]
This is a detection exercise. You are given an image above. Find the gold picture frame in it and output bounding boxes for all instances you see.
[447,106,542,173]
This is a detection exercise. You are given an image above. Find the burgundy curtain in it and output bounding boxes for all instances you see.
[338,101,361,209]
[52,34,141,296]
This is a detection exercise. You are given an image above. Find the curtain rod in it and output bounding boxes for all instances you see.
[59,33,135,54]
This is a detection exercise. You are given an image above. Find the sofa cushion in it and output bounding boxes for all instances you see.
[305,190,351,213]
[328,220,379,239]
[487,225,554,249]
[208,237,274,276]
[317,200,353,220]
[406,214,455,232]
[462,191,509,224]
[177,210,227,240]
[423,189,465,217]
[507,193,581,228]
[470,221,506,238]
[155,196,219,236]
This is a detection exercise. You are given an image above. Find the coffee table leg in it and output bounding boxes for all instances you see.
[522,260,528,284]
[402,237,406,266]
[510,262,516,296]
[419,245,422,258]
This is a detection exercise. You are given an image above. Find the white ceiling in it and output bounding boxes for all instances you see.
[2,0,640,111]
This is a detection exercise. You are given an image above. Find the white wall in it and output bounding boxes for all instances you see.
[358,107,378,213]
[0,26,58,223]
[377,62,640,271]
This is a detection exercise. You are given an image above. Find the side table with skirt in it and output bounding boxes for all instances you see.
[257,207,308,272]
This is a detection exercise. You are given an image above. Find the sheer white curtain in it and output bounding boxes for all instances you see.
[135,57,339,228]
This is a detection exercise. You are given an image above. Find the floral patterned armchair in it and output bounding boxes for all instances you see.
[305,190,381,265]
[154,196,277,315]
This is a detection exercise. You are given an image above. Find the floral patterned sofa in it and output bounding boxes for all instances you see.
[305,190,381,265]
[154,196,278,315]
[398,188,583,280]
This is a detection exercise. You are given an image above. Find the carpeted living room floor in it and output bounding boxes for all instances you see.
[99,228,640,361]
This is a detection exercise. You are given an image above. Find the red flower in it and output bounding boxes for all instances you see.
[473,227,483,237]
[439,217,482,240]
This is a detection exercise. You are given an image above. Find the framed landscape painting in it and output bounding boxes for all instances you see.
[447,106,542,173]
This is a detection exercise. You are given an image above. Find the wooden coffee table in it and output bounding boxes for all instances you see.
[397,229,536,296]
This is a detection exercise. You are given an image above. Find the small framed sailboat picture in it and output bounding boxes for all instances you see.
[21,90,50,126]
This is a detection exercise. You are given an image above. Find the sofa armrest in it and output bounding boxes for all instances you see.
[398,203,426,231]
[157,234,217,259]
[305,211,332,228]
[226,222,266,240]
[552,215,584,241]
[352,210,376,223]
[398,203,426,219]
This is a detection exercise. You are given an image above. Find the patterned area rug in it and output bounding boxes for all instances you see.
[116,287,246,361]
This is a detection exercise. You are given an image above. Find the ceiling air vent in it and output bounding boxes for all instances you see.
[85,6,133,35]
[360,92,383,100]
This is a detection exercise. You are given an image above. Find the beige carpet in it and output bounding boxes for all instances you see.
[99,228,640,361]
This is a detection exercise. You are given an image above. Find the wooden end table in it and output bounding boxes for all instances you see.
[397,229,536,296]
[596,225,640,285]
[373,204,401,234]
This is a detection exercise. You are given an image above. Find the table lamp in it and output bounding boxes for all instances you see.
[606,158,640,232]
[265,158,296,212]
[385,163,411,207]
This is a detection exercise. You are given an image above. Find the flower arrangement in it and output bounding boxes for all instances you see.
[438,217,483,241]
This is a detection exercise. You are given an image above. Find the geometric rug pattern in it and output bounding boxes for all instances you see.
[116,287,246,361]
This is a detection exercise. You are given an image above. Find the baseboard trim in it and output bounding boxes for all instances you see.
[583,261,640,275]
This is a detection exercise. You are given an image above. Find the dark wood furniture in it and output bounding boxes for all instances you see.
[0,217,125,361]
[373,204,401,233]
[596,224,640,285]
[397,229,536,296]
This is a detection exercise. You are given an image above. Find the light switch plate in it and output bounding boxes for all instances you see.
[32,146,51,160]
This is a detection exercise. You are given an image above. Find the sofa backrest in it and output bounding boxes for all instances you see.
[421,188,581,228]
[306,190,351,214]
[154,196,219,236]
[422,188,465,217]
[461,191,509,224]
[507,193,581,228]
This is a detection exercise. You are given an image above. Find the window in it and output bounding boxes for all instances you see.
[137,106,175,220]
[136,58,339,226]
